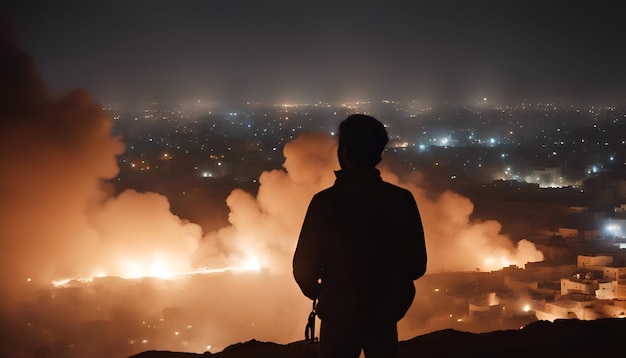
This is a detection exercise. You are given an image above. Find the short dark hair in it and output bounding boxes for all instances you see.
[338,114,389,167]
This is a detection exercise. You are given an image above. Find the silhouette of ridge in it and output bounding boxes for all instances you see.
[130,318,626,358]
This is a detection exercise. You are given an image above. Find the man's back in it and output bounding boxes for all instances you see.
[294,167,426,322]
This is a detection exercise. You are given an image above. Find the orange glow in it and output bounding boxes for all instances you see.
[482,256,512,271]
[242,256,262,272]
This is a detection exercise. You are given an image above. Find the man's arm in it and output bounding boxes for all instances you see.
[403,191,427,280]
[293,196,323,300]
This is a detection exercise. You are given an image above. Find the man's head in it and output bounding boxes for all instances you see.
[338,114,389,169]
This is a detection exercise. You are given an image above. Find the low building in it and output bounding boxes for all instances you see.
[561,276,599,296]
[469,292,502,320]
[525,261,577,281]
[535,295,602,321]
[577,255,613,269]
[600,266,626,281]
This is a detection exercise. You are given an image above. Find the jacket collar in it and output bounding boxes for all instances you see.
[334,168,382,185]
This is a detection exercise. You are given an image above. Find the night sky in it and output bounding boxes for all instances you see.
[3,0,625,104]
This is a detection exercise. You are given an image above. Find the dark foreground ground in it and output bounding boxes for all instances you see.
[131,318,626,358]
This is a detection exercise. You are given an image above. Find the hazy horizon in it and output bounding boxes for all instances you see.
[3,0,625,105]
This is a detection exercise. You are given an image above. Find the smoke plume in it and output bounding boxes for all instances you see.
[197,133,544,275]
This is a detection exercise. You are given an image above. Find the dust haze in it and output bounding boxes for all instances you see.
[0,23,543,357]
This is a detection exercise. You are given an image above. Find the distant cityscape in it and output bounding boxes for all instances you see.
[109,99,626,185]
[35,100,626,357]
[108,100,626,237]
[109,99,626,323]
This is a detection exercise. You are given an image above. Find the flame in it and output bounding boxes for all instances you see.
[242,255,261,272]
[50,252,264,287]
[51,277,94,287]
[482,256,514,271]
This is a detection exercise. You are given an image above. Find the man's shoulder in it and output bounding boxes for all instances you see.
[316,179,413,200]
[379,180,413,196]
[315,184,336,195]
[312,186,338,201]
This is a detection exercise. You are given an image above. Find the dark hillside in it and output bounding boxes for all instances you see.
[131,318,626,358]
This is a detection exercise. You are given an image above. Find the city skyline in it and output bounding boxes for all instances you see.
[3,0,626,105]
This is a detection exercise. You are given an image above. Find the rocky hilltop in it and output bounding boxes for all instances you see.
[131,318,626,358]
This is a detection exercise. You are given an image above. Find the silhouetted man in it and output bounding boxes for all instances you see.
[293,114,427,358]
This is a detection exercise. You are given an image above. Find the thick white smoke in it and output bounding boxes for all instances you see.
[197,133,543,276]
[90,190,202,278]
[0,19,211,290]
[195,132,339,272]
[379,174,544,273]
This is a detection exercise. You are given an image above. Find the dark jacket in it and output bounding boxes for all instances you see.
[293,168,427,322]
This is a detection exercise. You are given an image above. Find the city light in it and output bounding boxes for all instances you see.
[604,221,625,239]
